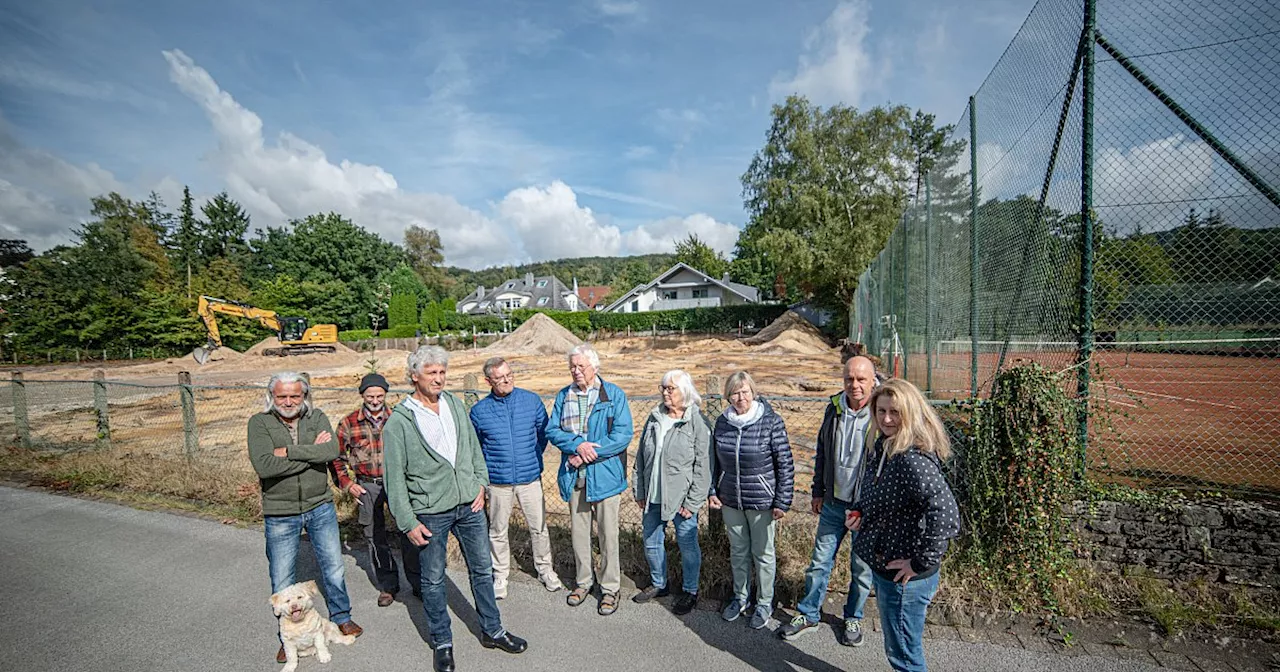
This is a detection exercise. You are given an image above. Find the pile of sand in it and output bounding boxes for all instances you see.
[245,337,281,356]
[745,311,835,356]
[480,313,582,357]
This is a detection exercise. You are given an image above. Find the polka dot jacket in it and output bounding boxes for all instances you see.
[851,436,961,581]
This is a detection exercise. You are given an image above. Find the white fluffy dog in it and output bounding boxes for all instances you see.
[270,580,356,672]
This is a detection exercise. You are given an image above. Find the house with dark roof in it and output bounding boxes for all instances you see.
[456,273,581,315]
[603,263,760,314]
[576,285,611,311]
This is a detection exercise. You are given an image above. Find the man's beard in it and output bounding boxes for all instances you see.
[274,404,303,419]
[364,402,384,414]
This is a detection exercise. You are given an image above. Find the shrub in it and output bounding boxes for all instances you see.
[591,304,787,333]
[338,329,374,341]
[387,294,418,327]
[511,309,593,336]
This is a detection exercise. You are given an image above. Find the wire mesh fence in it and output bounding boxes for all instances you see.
[0,376,834,531]
[852,0,1280,497]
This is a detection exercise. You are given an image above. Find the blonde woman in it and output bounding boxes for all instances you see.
[708,371,794,630]
[631,369,712,616]
[847,378,959,672]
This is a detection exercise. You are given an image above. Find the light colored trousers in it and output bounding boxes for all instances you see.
[570,487,621,594]
[487,481,557,590]
[722,506,777,608]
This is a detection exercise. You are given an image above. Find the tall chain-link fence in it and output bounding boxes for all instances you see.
[853,0,1280,497]
[0,376,833,531]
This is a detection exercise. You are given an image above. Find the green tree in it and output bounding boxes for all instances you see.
[200,192,250,263]
[168,186,203,297]
[739,96,922,318]
[387,294,417,327]
[405,225,452,299]
[0,239,33,268]
[674,233,729,279]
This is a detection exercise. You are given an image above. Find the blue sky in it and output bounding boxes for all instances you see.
[1,0,1045,267]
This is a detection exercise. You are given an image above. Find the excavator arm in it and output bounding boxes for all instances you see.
[193,296,284,364]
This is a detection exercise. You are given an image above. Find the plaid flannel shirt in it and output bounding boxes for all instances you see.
[332,406,391,490]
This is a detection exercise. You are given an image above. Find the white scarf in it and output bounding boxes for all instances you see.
[723,400,764,428]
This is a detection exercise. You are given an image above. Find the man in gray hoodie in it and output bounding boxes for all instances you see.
[777,356,878,646]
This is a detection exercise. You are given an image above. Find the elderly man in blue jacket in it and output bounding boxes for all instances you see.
[469,356,562,599]
[546,344,633,616]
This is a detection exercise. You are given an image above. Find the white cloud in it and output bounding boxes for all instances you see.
[597,1,641,17]
[621,213,741,257]
[769,0,885,107]
[496,181,622,260]
[0,117,126,250]
[162,48,516,268]
[624,145,655,160]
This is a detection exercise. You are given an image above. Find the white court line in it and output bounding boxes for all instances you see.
[1101,383,1280,412]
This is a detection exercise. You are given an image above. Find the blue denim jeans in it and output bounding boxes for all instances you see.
[264,501,352,624]
[873,571,940,672]
[415,505,504,649]
[797,498,873,623]
[641,505,702,594]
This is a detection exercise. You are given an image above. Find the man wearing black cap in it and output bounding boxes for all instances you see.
[333,373,421,607]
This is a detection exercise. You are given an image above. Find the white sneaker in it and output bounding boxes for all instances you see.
[494,584,507,600]
[541,575,564,592]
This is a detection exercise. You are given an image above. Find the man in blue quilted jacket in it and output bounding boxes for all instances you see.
[470,356,562,599]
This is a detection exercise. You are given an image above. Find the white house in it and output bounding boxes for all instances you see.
[604,263,760,313]
[457,273,581,315]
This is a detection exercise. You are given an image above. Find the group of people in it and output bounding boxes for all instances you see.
[247,342,959,672]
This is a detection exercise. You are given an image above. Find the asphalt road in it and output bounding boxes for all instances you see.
[0,485,1176,672]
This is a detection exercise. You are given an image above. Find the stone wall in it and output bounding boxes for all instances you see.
[1069,499,1280,587]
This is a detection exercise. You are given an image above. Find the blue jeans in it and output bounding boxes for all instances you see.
[264,501,352,625]
[873,571,940,672]
[797,498,873,623]
[415,505,504,649]
[641,505,702,594]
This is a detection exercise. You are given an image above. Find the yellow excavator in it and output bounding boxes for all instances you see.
[192,295,339,364]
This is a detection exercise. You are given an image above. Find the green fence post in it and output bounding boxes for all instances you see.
[902,211,911,381]
[969,95,980,397]
[12,372,30,448]
[93,370,111,450]
[1076,0,1097,480]
[179,371,198,459]
[925,175,934,395]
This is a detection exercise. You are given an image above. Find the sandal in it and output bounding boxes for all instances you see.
[598,591,619,616]
[566,587,590,607]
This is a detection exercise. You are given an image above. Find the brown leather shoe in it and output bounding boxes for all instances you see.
[338,621,363,637]
[276,645,287,664]
[377,591,395,607]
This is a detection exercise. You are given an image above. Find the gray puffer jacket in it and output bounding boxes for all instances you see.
[710,399,794,512]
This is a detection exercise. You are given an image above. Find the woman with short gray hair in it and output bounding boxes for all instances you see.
[708,370,795,630]
[631,369,711,615]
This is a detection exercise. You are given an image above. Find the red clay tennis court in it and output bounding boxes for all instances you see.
[919,343,1280,496]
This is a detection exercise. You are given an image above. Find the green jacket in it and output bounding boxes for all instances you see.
[247,408,339,516]
[384,391,490,532]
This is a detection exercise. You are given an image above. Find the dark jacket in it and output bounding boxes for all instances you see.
[710,399,794,512]
[247,408,339,516]
[811,393,878,504]
[545,377,634,503]
[469,387,549,486]
[851,437,960,581]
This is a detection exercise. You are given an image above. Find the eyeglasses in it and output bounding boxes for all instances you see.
[569,364,593,372]
[660,385,678,392]
[487,374,514,383]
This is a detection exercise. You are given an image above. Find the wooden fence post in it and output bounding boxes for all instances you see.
[179,371,198,459]
[463,373,479,409]
[12,372,30,448]
[93,370,111,450]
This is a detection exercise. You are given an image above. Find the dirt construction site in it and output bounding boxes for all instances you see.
[2,312,846,501]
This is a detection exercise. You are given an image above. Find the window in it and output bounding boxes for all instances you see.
[631,300,639,312]
[692,288,709,299]
[537,297,549,306]
[661,290,678,300]
[506,282,516,289]
[537,280,548,287]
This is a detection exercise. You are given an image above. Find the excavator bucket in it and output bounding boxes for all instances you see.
[192,342,215,365]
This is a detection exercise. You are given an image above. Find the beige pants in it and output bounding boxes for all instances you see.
[569,488,621,594]
[487,481,558,591]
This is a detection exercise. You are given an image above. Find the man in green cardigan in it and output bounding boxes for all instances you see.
[247,371,363,665]
[383,346,528,672]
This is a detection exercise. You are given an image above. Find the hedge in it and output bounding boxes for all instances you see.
[388,294,417,327]
[337,329,374,341]
[511,308,593,336]
[511,304,788,336]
